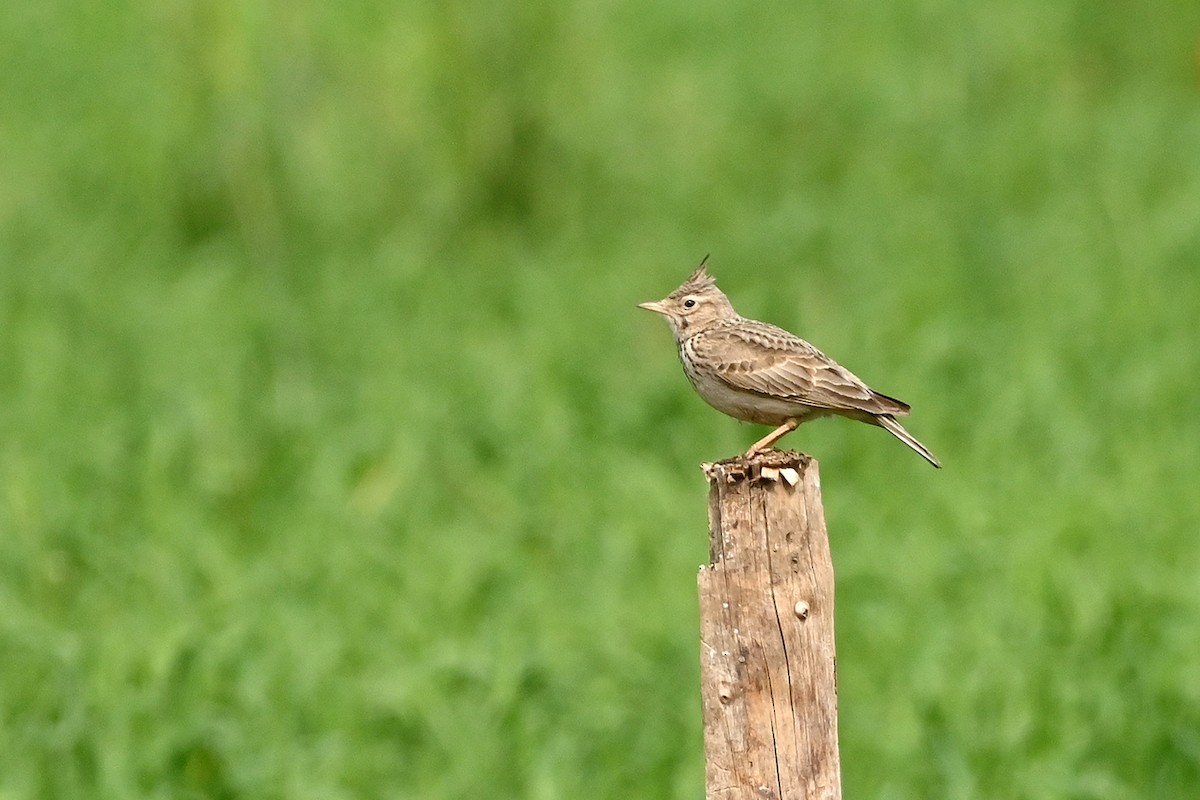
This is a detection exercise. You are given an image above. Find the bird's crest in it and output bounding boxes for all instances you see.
[671,254,716,297]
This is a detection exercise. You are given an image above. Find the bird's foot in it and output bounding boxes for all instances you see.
[744,420,800,458]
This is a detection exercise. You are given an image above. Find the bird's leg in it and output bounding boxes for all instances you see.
[744,418,800,457]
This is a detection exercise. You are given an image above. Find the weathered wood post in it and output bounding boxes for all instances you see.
[698,450,841,800]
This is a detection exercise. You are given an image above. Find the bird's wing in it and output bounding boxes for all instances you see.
[689,321,909,415]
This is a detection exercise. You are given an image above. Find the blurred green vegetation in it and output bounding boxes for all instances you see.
[2,1,1200,798]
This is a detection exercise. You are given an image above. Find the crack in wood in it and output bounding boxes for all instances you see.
[699,452,841,799]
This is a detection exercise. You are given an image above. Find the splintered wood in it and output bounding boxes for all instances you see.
[698,451,841,800]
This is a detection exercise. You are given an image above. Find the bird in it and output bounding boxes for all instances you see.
[638,257,941,467]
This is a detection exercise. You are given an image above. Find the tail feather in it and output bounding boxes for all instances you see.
[876,415,941,468]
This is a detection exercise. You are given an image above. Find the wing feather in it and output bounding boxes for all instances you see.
[690,321,909,415]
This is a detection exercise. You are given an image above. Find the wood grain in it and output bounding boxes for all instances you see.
[699,451,841,800]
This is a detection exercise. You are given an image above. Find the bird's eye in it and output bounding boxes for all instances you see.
[683,298,697,309]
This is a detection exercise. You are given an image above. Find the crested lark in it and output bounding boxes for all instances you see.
[639,259,941,467]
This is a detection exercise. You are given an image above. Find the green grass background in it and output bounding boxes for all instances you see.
[3,1,1200,797]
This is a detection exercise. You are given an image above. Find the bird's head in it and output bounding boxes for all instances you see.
[638,256,737,337]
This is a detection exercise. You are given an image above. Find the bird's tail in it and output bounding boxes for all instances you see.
[876,415,941,468]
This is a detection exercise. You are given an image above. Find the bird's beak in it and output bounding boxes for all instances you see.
[638,300,667,315]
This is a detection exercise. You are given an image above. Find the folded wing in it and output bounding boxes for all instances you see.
[690,321,909,416]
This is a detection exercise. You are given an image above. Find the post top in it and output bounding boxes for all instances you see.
[702,450,814,486]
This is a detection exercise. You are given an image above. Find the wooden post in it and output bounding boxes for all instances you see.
[698,451,841,800]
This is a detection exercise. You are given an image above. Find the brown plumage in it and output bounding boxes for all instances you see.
[639,258,941,467]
